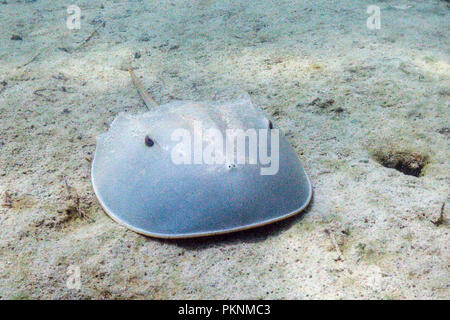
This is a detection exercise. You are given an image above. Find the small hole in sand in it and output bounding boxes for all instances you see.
[372,149,429,177]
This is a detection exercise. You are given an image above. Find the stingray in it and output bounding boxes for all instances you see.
[91,69,312,238]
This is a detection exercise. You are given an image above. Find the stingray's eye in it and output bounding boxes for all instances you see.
[145,135,154,147]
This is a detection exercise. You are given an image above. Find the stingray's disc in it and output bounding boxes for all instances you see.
[92,98,312,238]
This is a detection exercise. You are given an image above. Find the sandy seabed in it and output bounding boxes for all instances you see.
[0,0,448,299]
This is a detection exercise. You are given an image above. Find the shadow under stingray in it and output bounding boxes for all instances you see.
[151,194,314,250]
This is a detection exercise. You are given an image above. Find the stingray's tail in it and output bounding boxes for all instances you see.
[128,68,158,108]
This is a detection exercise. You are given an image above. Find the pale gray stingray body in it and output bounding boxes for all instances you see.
[91,71,312,238]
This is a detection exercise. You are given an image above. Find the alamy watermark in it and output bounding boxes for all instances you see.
[367,5,381,30]
[66,265,81,290]
[66,5,81,30]
[168,121,279,175]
